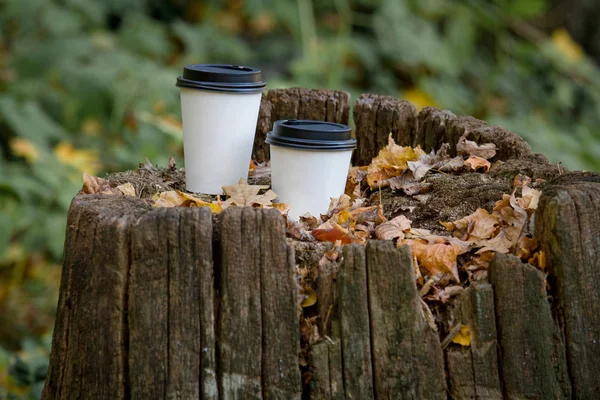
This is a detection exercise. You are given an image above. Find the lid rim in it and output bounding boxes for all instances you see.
[266,119,356,151]
[177,64,266,93]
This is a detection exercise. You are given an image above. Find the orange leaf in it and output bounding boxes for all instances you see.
[442,208,500,241]
[367,135,424,188]
[312,220,353,244]
[402,237,468,282]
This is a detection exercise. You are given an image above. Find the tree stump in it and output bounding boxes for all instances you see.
[252,88,351,163]
[42,196,301,400]
[351,94,417,166]
[42,91,600,400]
[536,173,600,399]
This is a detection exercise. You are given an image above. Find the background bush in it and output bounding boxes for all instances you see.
[1,0,599,397]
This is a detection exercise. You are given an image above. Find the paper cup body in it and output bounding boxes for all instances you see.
[270,146,353,219]
[176,64,266,194]
[180,89,261,193]
[266,120,357,220]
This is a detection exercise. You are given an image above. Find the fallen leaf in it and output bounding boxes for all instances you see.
[367,135,425,188]
[529,250,546,270]
[312,219,353,245]
[375,215,412,240]
[81,172,113,194]
[516,236,538,261]
[270,202,290,216]
[517,185,541,211]
[301,287,318,307]
[401,237,468,282]
[464,155,491,172]
[299,213,320,230]
[350,205,386,226]
[388,171,417,190]
[153,190,222,212]
[116,182,136,197]
[222,178,277,207]
[442,208,500,241]
[402,182,432,196]
[326,194,352,217]
[457,133,496,159]
[475,230,512,254]
[513,174,531,188]
[287,217,314,241]
[451,325,472,347]
[439,156,465,172]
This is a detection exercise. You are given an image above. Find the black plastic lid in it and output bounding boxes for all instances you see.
[266,120,357,151]
[176,64,266,93]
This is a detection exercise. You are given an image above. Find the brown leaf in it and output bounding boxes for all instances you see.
[475,230,512,254]
[345,166,368,199]
[350,205,386,226]
[401,237,469,282]
[286,217,314,241]
[402,182,432,196]
[442,208,500,241]
[299,213,320,230]
[375,215,412,240]
[81,172,113,195]
[367,135,425,188]
[222,178,277,207]
[457,133,497,159]
[439,156,465,172]
[517,184,541,211]
[464,155,491,172]
[326,194,352,217]
[516,236,538,261]
[388,171,417,190]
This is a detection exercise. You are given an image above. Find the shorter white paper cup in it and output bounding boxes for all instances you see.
[266,120,356,220]
[176,64,266,194]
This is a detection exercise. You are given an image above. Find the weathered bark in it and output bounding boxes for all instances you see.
[352,94,417,166]
[536,172,600,399]
[366,242,446,400]
[307,340,344,400]
[252,95,273,164]
[251,88,351,163]
[43,197,301,400]
[446,283,502,400]
[336,244,374,399]
[489,253,571,400]
[414,106,456,152]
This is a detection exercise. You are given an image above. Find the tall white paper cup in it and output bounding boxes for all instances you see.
[176,64,266,194]
[267,120,357,220]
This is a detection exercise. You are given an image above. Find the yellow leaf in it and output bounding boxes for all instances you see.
[452,325,472,347]
[55,142,100,175]
[9,137,40,162]
[552,28,583,63]
[153,190,221,213]
[301,287,318,308]
[367,135,425,188]
[403,88,438,111]
[116,182,136,197]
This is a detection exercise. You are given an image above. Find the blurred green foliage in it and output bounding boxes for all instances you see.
[1,0,599,397]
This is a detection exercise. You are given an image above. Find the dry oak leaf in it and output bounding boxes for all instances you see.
[401,236,469,282]
[475,230,513,254]
[457,133,497,159]
[299,213,320,230]
[326,194,352,217]
[81,172,113,195]
[222,178,277,207]
[375,215,412,240]
[286,217,314,241]
[442,208,500,242]
[464,155,491,172]
[367,135,425,188]
[516,236,538,261]
[451,325,472,347]
[153,190,222,212]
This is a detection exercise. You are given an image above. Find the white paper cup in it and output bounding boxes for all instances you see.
[176,64,266,194]
[267,120,357,220]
